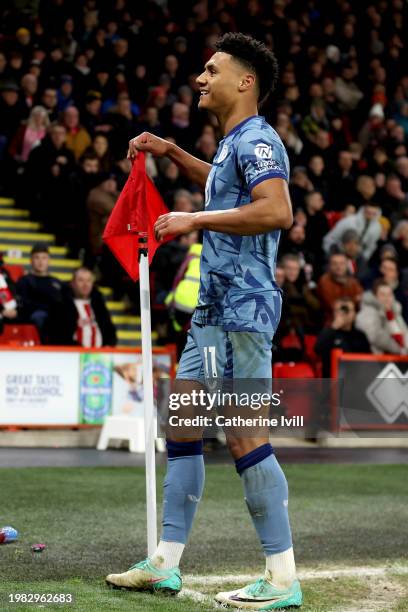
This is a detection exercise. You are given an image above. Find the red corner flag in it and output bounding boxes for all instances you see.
[103,152,169,281]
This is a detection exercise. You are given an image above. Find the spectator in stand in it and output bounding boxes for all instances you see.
[328,150,356,211]
[20,73,37,113]
[0,251,19,332]
[323,203,382,260]
[356,280,408,355]
[380,174,408,223]
[392,221,408,271]
[16,243,63,340]
[279,223,315,270]
[62,106,92,161]
[135,106,163,138]
[281,254,320,333]
[340,230,370,283]
[173,189,194,213]
[88,133,112,172]
[315,297,371,377]
[303,190,329,265]
[358,103,387,150]
[59,151,101,257]
[194,132,217,163]
[9,105,49,163]
[317,253,363,322]
[152,232,199,305]
[334,61,364,113]
[39,87,58,121]
[376,257,408,323]
[47,267,116,347]
[107,92,139,157]
[307,155,329,197]
[87,173,118,261]
[0,80,25,192]
[57,75,75,112]
[354,175,377,209]
[395,157,408,193]
[80,90,105,134]
[0,81,25,144]
[289,166,313,209]
[24,123,76,228]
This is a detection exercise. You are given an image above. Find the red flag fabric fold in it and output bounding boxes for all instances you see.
[102,152,170,281]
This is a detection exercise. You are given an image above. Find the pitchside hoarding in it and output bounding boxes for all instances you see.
[332,350,408,433]
[0,347,175,426]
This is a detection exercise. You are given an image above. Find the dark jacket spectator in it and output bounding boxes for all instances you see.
[316,297,371,377]
[16,244,64,340]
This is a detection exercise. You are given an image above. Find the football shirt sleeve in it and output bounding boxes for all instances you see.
[237,132,289,192]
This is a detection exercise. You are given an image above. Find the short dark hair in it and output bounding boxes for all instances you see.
[31,242,49,255]
[334,296,355,309]
[372,279,391,295]
[215,33,278,106]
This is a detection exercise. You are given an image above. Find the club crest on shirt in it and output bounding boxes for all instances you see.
[254,142,273,159]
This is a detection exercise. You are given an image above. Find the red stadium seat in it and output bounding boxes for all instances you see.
[0,324,41,346]
[273,362,316,421]
[273,361,315,378]
[3,263,25,283]
[303,333,323,375]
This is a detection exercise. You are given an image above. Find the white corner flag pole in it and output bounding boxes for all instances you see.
[138,233,157,557]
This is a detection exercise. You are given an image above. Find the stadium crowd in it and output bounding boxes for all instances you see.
[0,0,408,364]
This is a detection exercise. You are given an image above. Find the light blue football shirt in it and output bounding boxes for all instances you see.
[192,115,290,333]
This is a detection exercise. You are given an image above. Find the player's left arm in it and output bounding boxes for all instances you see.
[154,178,293,239]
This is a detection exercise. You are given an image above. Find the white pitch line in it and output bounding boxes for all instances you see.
[179,588,213,603]
[183,565,408,587]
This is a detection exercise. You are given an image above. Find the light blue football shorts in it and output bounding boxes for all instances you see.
[176,322,273,383]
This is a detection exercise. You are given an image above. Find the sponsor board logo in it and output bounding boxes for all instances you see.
[365,363,408,423]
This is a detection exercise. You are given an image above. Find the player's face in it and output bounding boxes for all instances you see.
[196,52,245,113]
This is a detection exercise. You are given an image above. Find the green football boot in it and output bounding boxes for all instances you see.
[215,575,302,609]
[106,557,182,595]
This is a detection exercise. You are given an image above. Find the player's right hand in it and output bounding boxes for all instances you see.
[127,132,169,159]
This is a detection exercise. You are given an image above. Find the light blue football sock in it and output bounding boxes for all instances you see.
[236,444,293,555]
[161,440,205,545]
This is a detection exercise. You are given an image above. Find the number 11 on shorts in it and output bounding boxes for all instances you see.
[203,346,217,378]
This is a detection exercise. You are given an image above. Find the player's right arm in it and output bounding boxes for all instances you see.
[128,132,211,190]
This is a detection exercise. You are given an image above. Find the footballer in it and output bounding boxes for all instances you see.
[106,32,302,610]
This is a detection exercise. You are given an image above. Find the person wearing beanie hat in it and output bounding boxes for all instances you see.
[369,103,385,119]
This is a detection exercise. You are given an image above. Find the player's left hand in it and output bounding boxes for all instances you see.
[154,212,197,241]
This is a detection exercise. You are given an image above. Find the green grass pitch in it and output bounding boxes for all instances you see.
[0,464,407,611]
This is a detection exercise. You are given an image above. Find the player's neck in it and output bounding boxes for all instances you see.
[218,106,258,137]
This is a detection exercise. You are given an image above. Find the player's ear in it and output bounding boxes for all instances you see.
[238,73,256,93]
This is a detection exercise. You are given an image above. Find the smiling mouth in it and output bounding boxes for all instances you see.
[200,90,209,97]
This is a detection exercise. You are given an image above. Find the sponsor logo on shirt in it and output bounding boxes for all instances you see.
[254,142,273,159]
[254,159,283,172]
